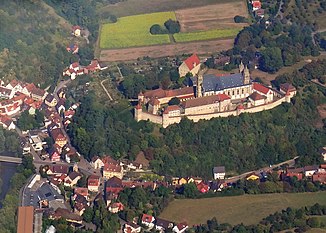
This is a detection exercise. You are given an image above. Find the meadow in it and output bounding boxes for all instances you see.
[159,192,326,226]
[99,12,175,49]
[173,28,241,43]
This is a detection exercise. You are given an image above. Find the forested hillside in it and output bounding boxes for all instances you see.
[68,60,326,178]
[0,0,71,87]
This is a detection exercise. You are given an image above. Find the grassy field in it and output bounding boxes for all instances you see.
[173,28,241,42]
[159,192,326,226]
[100,12,175,49]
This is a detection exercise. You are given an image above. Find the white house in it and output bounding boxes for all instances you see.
[304,165,319,177]
[91,156,105,169]
[213,166,225,180]
[123,222,141,233]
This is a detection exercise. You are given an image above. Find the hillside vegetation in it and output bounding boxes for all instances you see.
[68,71,326,178]
[0,1,71,87]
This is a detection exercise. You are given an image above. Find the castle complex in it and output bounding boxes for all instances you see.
[135,62,297,128]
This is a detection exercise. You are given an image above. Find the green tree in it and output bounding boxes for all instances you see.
[260,47,283,73]
[168,97,180,106]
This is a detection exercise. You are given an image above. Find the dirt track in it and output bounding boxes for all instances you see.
[99,39,234,62]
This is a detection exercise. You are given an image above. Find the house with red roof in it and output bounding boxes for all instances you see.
[124,222,142,233]
[108,202,124,213]
[74,187,89,200]
[196,181,210,193]
[312,173,326,184]
[178,54,201,77]
[141,214,155,229]
[87,175,100,192]
[0,86,14,99]
[50,143,62,162]
[253,83,274,102]
[0,116,15,130]
[252,1,262,11]
[50,128,67,148]
[173,222,188,233]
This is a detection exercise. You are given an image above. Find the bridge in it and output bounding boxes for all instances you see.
[0,155,22,164]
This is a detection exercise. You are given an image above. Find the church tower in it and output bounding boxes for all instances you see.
[239,61,245,73]
[196,65,207,98]
[196,73,203,98]
[243,65,250,85]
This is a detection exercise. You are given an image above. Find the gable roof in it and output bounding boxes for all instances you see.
[156,218,173,229]
[106,176,123,188]
[253,83,270,95]
[213,166,225,173]
[183,54,200,71]
[68,171,81,180]
[142,214,155,223]
[143,87,194,99]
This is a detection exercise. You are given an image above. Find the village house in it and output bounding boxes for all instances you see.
[124,222,142,233]
[108,202,124,213]
[178,53,201,77]
[44,94,57,107]
[312,173,326,184]
[173,222,189,233]
[155,218,174,233]
[303,165,319,177]
[280,83,297,97]
[0,116,15,130]
[90,156,105,169]
[252,0,262,11]
[64,171,82,187]
[213,166,226,180]
[283,168,304,181]
[49,208,83,224]
[87,175,100,192]
[46,165,69,176]
[50,128,67,148]
[103,157,123,179]
[74,187,89,200]
[73,193,89,216]
[141,214,155,229]
[105,176,123,206]
[56,98,66,114]
[72,25,82,37]
[49,143,62,162]
[196,181,210,193]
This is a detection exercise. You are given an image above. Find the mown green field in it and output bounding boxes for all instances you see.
[173,28,241,43]
[159,192,326,226]
[100,12,175,49]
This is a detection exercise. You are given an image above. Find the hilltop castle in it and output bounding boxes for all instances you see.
[135,63,296,128]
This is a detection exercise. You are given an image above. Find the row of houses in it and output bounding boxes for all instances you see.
[62,60,107,80]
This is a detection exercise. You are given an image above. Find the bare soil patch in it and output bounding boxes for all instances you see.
[317,104,326,119]
[99,39,234,62]
[175,2,248,32]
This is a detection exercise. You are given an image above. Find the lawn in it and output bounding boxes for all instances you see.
[100,12,176,49]
[173,28,241,43]
[159,192,326,226]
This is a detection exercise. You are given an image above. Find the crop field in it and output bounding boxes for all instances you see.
[174,28,241,43]
[99,12,175,49]
[159,192,326,226]
[175,2,248,32]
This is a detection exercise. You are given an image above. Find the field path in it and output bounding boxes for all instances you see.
[100,38,234,62]
[100,79,113,101]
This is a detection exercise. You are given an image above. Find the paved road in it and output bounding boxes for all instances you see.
[100,79,113,101]
[0,155,22,164]
[226,156,299,183]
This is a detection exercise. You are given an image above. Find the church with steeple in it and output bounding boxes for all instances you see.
[194,61,253,100]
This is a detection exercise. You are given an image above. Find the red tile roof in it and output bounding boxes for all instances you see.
[253,83,270,95]
[184,54,200,70]
[163,105,180,114]
[142,214,154,223]
[181,94,230,108]
[252,1,261,8]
